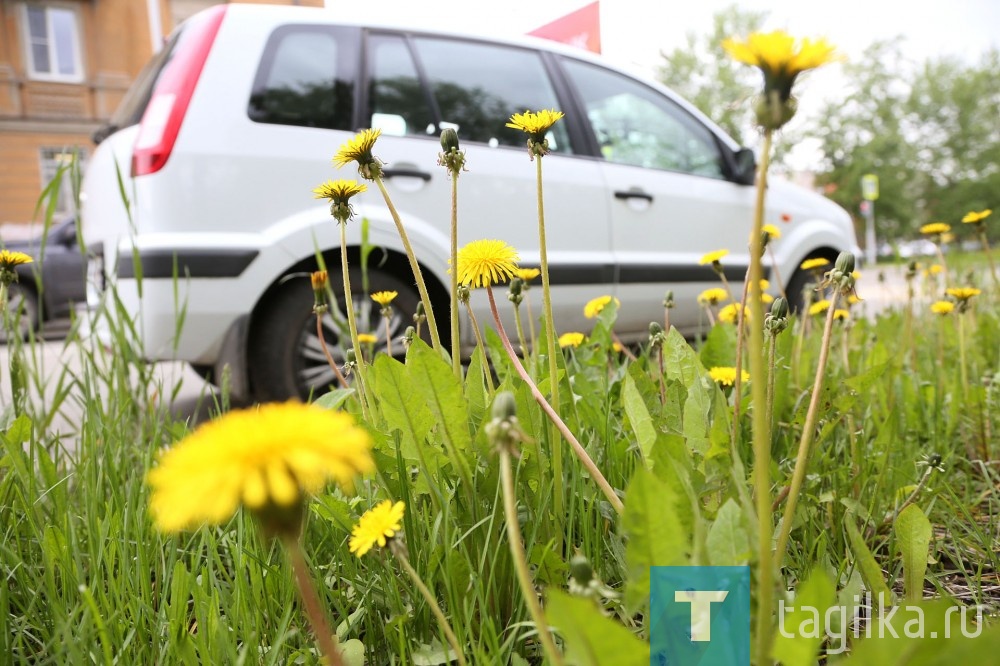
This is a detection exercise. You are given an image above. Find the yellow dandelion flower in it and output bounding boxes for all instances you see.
[699,249,730,265]
[0,250,33,270]
[709,366,750,386]
[759,279,770,291]
[612,341,624,353]
[310,270,328,291]
[851,270,861,281]
[930,300,954,315]
[455,239,519,288]
[961,209,991,224]
[946,287,981,301]
[809,299,831,316]
[926,264,944,276]
[718,303,750,324]
[920,222,951,236]
[722,31,841,99]
[558,332,585,348]
[332,128,381,168]
[357,333,378,344]
[349,500,405,558]
[313,179,367,202]
[371,291,398,307]
[762,224,782,240]
[515,268,540,282]
[584,295,620,319]
[697,287,730,305]
[761,293,774,304]
[833,309,850,321]
[146,402,374,533]
[800,257,830,271]
[505,109,565,138]
[847,294,861,305]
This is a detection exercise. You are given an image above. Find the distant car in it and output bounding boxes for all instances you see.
[1,216,87,340]
[81,4,859,402]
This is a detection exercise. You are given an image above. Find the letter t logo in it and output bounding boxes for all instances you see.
[674,590,729,642]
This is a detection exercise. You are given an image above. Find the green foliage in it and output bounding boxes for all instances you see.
[814,41,1000,240]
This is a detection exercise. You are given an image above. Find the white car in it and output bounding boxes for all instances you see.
[81,3,859,402]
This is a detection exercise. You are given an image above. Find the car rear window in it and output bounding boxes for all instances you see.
[248,25,357,130]
[107,30,184,132]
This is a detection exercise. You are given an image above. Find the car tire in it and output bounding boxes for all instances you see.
[247,267,421,402]
[0,283,40,343]
[784,261,833,314]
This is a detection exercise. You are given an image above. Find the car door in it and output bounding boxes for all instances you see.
[364,31,612,343]
[558,57,757,337]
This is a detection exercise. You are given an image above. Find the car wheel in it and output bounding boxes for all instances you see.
[784,262,831,314]
[0,283,40,343]
[247,267,421,402]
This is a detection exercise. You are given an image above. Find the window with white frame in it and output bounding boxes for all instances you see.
[22,4,84,82]
[39,147,87,216]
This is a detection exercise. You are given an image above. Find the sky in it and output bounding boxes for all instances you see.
[324,0,1000,168]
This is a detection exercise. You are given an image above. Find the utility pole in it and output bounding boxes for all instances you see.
[861,174,879,265]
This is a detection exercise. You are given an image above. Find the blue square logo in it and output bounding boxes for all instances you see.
[650,566,751,666]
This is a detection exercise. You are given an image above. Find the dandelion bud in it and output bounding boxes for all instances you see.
[569,553,594,587]
[905,261,919,280]
[413,301,426,324]
[440,128,460,153]
[508,277,524,305]
[401,325,416,349]
[310,270,328,312]
[492,391,518,421]
[835,251,855,274]
[649,321,663,338]
[486,390,525,455]
[663,290,674,309]
[345,348,356,364]
[457,284,471,305]
[764,297,790,336]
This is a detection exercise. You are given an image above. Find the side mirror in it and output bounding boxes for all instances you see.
[732,147,757,186]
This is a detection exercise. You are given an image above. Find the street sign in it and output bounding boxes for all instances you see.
[861,174,879,201]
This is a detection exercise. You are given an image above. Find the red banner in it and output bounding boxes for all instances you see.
[527,2,601,54]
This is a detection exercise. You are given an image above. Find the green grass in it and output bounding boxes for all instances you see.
[2,264,999,664]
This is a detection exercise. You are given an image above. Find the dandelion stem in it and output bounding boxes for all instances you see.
[316,314,349,389]
[464,300,495,394]
[374,176,443,355]
[513,303,529,363]
[533,156,564,523]
[731,273,751,447]
[285,538,344,666]
[450,175,462,378]
[488,288,624,514]
[749,128,775,666]
[500,448,565,666]
[339,222,371,420]
[390,543,468,666]
[959,311,969,401]
[774,289,841,569]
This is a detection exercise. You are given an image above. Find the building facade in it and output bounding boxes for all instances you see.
[0,0,321,237]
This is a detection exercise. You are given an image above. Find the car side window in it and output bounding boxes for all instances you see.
[248,26,356,130]
[408,36,572,153]
[368,34,435,137]
[561,58,724,178]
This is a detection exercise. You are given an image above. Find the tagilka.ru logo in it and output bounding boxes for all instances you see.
[650,566,751,666]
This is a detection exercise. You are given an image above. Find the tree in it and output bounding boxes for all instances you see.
[813,42,1000,243]
[656,4,765,148]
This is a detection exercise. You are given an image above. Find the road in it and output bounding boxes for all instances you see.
[0,265,914,450]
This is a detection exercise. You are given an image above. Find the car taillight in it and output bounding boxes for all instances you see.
[131,5,227,177]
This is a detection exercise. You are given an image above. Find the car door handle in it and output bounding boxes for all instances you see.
[614,190,653,203]
[382,168,432,182]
